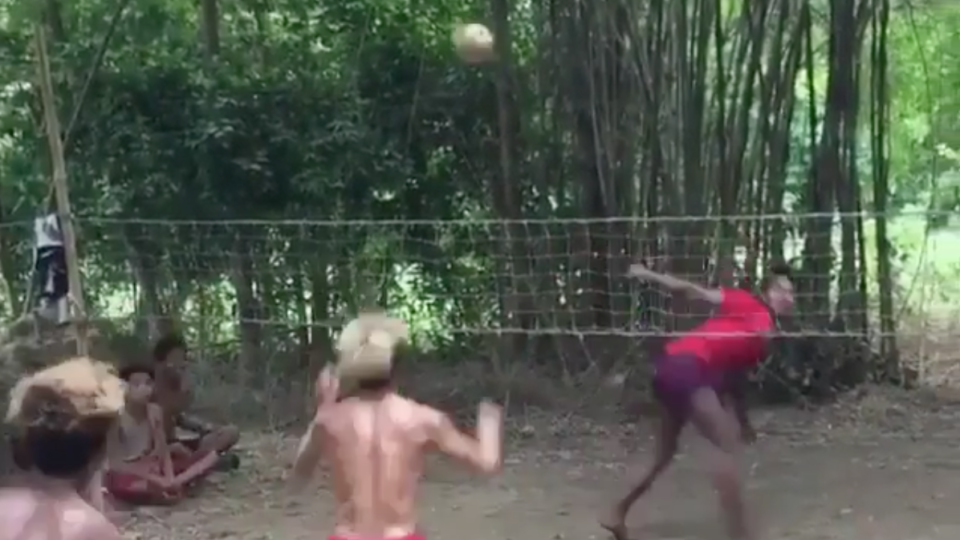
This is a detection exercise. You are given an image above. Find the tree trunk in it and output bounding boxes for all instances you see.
[124,224,171,340]
[490,0,535,359]
[230,236,261,377]
[201,0,220,62]
[799,0,835,327]
[870,0,900,381]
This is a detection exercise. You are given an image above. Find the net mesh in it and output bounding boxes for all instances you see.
[66,212,957,336]
[0,211,957,423]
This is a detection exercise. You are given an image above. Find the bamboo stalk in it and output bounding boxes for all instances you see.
[33,24,88,356]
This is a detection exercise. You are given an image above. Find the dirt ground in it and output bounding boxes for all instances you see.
[122,387,960,540]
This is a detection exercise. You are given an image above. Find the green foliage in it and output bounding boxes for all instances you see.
[0,0,957,399]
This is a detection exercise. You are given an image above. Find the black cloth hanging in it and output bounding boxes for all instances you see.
[33,214,68,313]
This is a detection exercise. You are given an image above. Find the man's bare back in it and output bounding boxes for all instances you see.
[289,313,502,540]
[295,392,502,538]
[1,356,128,540]
[0,476,120,540]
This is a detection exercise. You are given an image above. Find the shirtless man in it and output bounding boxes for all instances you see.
[152,334,240,462]
[0,357,125,540]
[600,262,794,540]
[289,312,503,540]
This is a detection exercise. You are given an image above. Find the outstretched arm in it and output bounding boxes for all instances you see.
[289,366,339,493]
[628,263,723,305]
[428,401,502,474]
[289,419,325,493]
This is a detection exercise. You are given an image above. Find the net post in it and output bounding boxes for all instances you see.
[34,24,89,357]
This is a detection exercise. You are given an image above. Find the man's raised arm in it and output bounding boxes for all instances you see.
[289,419,324,493]
[288,366,339,493]
[627,263,724,305]
[428,401,502,474]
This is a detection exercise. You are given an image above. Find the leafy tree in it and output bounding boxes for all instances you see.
[0,0,957,408]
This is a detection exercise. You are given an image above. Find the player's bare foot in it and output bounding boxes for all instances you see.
[730,524,758,540]
[598,510,630,540]
[726,512,758,540]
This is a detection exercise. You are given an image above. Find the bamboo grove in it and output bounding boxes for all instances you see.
[0,0,953,403]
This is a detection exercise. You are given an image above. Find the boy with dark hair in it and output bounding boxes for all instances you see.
[0,357,124,539]
[103,363,218,504]
[290,312,504,540]
[151,333,240,464]
[601,262,794,540]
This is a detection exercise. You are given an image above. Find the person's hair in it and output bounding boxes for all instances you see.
[355,345,406,391]
[20,423,111,478]
[760,261,792,292]
[6,357,123,479]
[118,362,154,382]
[356,375,393,392]
[153,333,186,362]
[337,312,409,393]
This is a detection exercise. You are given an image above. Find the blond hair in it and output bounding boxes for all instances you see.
[336,312,409,382]
[6,356,124,432]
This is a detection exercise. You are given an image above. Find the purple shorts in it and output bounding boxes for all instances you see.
[652,353,725,416]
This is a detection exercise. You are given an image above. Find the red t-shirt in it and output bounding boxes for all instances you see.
[664,288,774,368]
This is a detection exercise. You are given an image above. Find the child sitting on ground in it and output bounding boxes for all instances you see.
[103,363,218,504]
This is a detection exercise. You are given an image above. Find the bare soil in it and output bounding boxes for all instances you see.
[120,386,960,540]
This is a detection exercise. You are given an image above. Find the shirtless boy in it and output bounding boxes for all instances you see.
[104,363,218,504]
[152,334,240,461]
[0,357,125,540]
[600,262,794,540]
[289,312,503,540]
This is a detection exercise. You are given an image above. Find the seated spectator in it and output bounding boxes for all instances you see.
[152,334,240,469]
[0,357,124,539]
[103,364,218,504]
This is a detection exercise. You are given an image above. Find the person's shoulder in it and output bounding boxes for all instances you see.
[721,287,765,310]
[388,395,444,427]
[0,494,120,540]
[0,489,35,533]
[0,486,25,505]
[419,407,454,437]
[721,288,774,330]
[720,286,752,301]
[314,399,364,434]
[72,504,122,540]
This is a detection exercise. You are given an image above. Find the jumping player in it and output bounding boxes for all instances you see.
[289,312,503,540]
[0,357,125,540]
[600,262,794,540]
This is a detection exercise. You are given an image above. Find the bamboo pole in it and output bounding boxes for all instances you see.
[33,24,88,356]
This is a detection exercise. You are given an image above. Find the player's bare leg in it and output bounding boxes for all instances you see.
[196,424,240,454]
[721,369,756,444]
[599,409,684,540]
[689,387,754,540]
